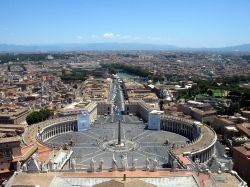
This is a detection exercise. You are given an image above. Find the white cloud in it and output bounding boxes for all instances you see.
[100,32,167,43]
[103,32,115,39]
[103,32,127,39]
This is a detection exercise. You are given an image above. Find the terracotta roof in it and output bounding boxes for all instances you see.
[12,144,37,162]
[233,144,250,157]
[244,142,250,150]
[236,123,250,137]
[0,162,11,174]
[37,145,53,162]
[178,154,192,165]
[217,117,235,125]
[191,108,216,115]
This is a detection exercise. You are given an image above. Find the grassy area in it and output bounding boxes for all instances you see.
[212,89,223,97]
[212,89,229,97]
[195,94,205,99]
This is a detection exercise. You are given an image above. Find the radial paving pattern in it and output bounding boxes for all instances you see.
[46,116,190,169]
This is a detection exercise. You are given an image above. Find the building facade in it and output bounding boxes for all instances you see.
[0,107,30,125]
[97,101,113,115]
[233,143,250,185]
[148,110,163,130]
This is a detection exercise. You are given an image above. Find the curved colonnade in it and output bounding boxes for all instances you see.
[38,120,76,143]
[23,115,216,164]
[161,115,217,163]
[22,117,77,146]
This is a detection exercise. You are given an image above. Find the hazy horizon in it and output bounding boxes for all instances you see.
[1,0,250,48]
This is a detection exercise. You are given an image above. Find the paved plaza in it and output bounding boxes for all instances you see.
[46,115,190,169]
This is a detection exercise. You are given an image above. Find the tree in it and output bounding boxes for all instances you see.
[204,121,211,127]
[207,89,213,96]
[26,108,53,125]
[108,67,117,75]
[228,102,240,115]
[61,69,87,81]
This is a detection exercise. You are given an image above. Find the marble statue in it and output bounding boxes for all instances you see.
[112,154,118,170]
[48,159,53,171]
[121,157,126,171]
[99,159,104,171]
[71,158,76,171]
[131,158,138,171]
[194,158,200,172]
[200,163,207,172]
[172,159,178,171]
[90,157,96,172]
[41,161,48,172]
[152,158,158,171]
[145,157,150,170]
[16,160,21,172]
[227,159,234,172]
[209,155,221,172]
[220,163,226,172]
[122,154,128,171]
[22,163,27,172]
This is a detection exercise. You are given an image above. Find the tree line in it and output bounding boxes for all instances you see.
[102,63,165,82]
[0,53,70,64]
[26,108,53,125]
[61,69,87,81]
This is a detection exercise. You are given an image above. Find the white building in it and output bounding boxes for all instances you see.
[77,112,90,131]
[148,110,163,130]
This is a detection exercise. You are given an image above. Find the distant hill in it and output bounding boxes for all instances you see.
[217,44,250,52]
[0,43,250,52]
[0,43,178,52]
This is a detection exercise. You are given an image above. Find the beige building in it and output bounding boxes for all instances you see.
[0,107,30,125]
[97,101,113,115]
[241,110,250,122]
[58,101,98,123]
[125,101,153,121]
[0,136,37,178]
[212,114,247,134]
[0,137,21,163]
[177,101,216,123]
[82,78,111,101]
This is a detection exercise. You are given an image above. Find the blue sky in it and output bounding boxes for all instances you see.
[0,0,250,47]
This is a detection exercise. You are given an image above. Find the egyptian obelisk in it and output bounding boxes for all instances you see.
[118,120,121,145]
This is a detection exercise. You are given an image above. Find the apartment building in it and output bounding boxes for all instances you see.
[0,107,30,125]
[233,143,250,185]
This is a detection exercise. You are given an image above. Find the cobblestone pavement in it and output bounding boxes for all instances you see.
[46,116,189,169]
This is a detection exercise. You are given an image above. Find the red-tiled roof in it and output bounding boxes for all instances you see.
[37,145,53,162]
[178,154,192,165]
[236,123,250,137]
[13,144,37,162]
[234,144,250,157]
[0,162,11,174]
